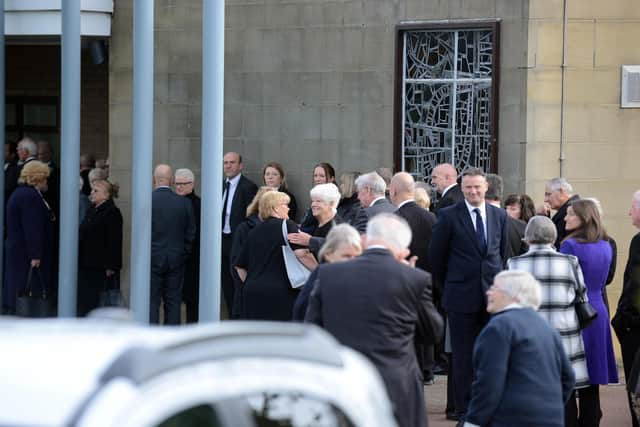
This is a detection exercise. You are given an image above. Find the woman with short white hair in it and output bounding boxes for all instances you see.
[308,183,342,243]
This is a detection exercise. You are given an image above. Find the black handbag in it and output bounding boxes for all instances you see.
[575,296,598,329]
[15,266,55,318]
[569,260,598,330]
[98,275,125,308]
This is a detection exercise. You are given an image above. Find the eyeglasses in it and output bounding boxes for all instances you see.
[175,181,193,186]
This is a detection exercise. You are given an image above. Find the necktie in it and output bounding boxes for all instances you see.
[474,208,487,252]
[222,180,230,230]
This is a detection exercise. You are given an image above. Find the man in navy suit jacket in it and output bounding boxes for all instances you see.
[150,164,196,325]
[429,167,509,420]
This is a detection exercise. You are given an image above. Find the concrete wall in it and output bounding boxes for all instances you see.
[525,0,640,325]
[109,0,529,294]
[225,0,530,201]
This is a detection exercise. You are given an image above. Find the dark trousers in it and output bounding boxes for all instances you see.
[448,310,489,416]
[446,356,458,415]
[414,339,434,382]
[433,285,449,371]
[182,256,199,324]
[77,268,105,317]
[619,328,640,427]
[150,261,184,325]
[221,233,234,317]
[565,385,602,427]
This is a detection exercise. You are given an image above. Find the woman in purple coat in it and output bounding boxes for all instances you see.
[3,161,55,314]
[560,198,618,427]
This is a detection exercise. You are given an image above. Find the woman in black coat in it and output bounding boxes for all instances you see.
[229,186,276,318]
[234,191,315,321]
[300,163,336,232]
[77,179,123,316]
[4,161,55,314]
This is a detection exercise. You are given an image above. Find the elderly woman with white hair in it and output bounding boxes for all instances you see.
[507,215,589,425]
[309,183,342,236]
[288,183,343,259]
[464,270,575,427]
[292,224,363,321]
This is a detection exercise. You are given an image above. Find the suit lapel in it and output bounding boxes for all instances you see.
[485,204,493,246]
[231,175,244,207]
[457,202,482,254]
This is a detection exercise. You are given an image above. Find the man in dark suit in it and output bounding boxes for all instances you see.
[542,177,579,248]
[465,270,575,427]
[431,163,464,215]
[150,164,196,325]
[175,168,201,323]
[390,171,438,385]
[485,173,527,258]
[306,213,443,427]
[221,152,258,317]
[390,172,436,275]
[351,171,396,232]
[612,190,640,427]
[429,167,509,421]
[4,142,19,204]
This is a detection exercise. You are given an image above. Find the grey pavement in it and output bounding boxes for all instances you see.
[424,374,632,427]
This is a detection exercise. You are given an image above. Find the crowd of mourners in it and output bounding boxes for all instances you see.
[4,138,640,427]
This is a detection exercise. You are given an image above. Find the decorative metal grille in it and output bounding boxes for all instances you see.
[401,29,495,181]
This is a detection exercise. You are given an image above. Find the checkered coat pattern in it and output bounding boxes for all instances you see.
[507,243,590,388]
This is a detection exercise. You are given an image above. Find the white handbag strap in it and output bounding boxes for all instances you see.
[281,219,292,248]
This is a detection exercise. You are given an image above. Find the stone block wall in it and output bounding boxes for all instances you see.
[526,0,640,319]
[109,0,529,294]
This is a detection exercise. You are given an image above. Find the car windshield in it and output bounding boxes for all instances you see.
[156,392,356,427]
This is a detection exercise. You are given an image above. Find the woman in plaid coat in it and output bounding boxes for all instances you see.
[507,215,589,426]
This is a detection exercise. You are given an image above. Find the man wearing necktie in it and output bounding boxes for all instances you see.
[429,167,509,423]
[221,152,258,317]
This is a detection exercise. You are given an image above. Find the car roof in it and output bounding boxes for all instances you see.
[0,318,349,427]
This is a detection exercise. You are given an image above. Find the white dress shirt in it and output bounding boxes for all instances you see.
[222,174,241,234]
[464,200,487,238]
[441,183,458,198]
[396,199,414,209]
[369,196,386,208]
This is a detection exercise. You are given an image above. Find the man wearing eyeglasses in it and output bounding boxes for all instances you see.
[175,168,200,323]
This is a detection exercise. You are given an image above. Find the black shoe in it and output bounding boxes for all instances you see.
[433,363,448,375]
[423,377,435,385]
[446,411,461,421]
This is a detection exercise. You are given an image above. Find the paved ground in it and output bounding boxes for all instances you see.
[424,374,632,427]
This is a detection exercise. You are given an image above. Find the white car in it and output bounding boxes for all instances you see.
[0,317,397,427]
